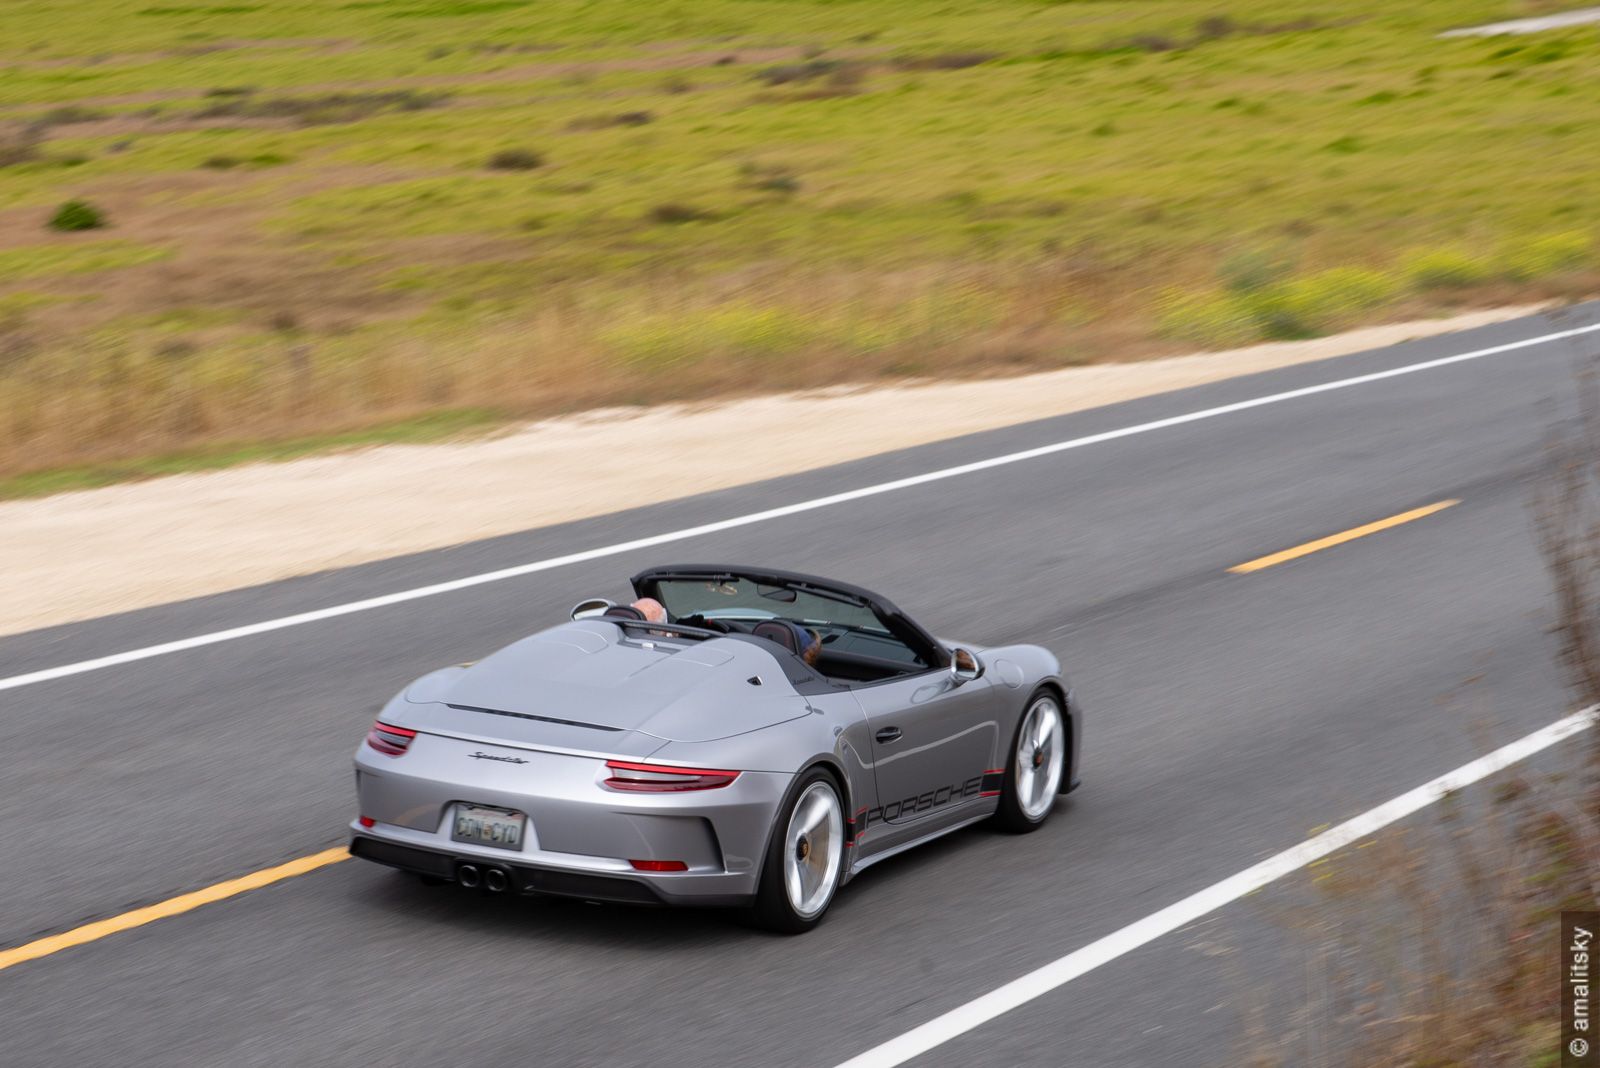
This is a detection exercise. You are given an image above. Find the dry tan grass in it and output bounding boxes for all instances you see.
[1241,355,1600,1067]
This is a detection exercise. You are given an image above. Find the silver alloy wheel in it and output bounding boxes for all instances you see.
[783,781,843,919]
[1015,696,1065,820]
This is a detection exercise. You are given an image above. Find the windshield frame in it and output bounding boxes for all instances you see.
[630,564,948,669]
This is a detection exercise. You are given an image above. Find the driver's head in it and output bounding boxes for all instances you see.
[631,597,668,624]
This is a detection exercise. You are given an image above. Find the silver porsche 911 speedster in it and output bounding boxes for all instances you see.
[349,564,1081,932]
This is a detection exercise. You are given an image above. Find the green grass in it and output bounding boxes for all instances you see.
[0,407,502,500]
[0,240,169,282]
[1,0,1598,487]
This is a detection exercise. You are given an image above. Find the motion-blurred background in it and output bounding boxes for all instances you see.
[1,0,1596,494]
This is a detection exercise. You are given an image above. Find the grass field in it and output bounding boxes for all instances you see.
[1,0,1598,490]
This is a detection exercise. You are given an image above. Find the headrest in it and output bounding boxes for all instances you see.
[752,620,818,660]
[602,604,647,621]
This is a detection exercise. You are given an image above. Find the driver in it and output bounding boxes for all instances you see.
[631,597,668,623]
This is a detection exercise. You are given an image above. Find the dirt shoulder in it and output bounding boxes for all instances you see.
[1,306,1537,639]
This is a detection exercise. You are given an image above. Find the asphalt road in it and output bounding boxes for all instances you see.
[2,304,1596,1067]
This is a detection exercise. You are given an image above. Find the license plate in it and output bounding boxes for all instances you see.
[451,805,526,850]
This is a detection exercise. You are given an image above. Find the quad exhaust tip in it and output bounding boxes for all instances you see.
[457,863,511,892]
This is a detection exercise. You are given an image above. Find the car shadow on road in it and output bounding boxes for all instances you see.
[354,797,1081,947]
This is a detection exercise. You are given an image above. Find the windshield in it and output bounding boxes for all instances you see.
[651,576,889,634]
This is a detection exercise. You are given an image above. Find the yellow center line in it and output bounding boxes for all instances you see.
[0,500,1463,973]
[1228,499,1460,574]
[0,847,349,974]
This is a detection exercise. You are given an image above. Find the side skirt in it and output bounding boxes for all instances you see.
[845,807,997,879]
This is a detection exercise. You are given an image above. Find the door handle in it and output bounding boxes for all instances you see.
[875,727,902,744]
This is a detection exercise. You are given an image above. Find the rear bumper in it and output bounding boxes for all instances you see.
[349,833,753,907]
[351,733,790,905]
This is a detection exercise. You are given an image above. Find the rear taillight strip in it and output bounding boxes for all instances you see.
[603,759,740,792]
[366,720,417,756]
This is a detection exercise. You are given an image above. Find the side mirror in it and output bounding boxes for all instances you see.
[949,646,984,685]
[570,597,616,621]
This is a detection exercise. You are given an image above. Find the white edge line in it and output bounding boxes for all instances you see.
[3,320,1597,694]
[831,705,1598,1068]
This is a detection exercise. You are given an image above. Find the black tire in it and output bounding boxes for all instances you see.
[749,768,846,934]
[993,687,1067,834]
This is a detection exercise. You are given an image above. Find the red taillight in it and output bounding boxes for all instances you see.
[603,760,740,792]
[366,720,417,756]
[629,859,688,872]
[358,816,376,828]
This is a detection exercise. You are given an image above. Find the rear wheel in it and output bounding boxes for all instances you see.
[993,689,1066,833]
[750,769,845,933]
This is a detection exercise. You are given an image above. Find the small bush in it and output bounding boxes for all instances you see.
[0,124,43,168]
[648,203,716,224]
[1154,289,1258,347]
[1502,231,1592,280]
[1127,33,1180,52]
[1159,266,1399,347]
[756,59,843,86]
[36,105,107,127]
[201,152,290,170]
[196,89,448,126]
[1400,247,1490,290]
[892,51,998,71]
[1251,266,1397,339]
[1219,246,1295,294]
[566,111,654,131]
[752,173,800,194]
[740,162,801,194]
[604,304,821,371]
[486,148,543,171]
[47,199,106,232]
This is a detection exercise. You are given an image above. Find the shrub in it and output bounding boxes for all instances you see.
[756,59,845,86]
[1158,266,1399,347]
[202,152,290,170]
[486,148,543,171]
[1400,247,1490,290]
[47,200,106,232]
[36,105,107,127]
[740,162,801,194]
[197,90,448,126]
[1501,231,1592,280]
[1219,246,1295,294]
[1250,266,1397,338]
[604,304,820,371]
[648,203,715,224]
[0,123,43,168]
[566,111,653,131]
[1154,288,1258,347]
[892,51,999,71]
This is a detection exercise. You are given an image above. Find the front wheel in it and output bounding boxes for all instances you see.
[750,769,845,934]
[993,689,1066,833]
